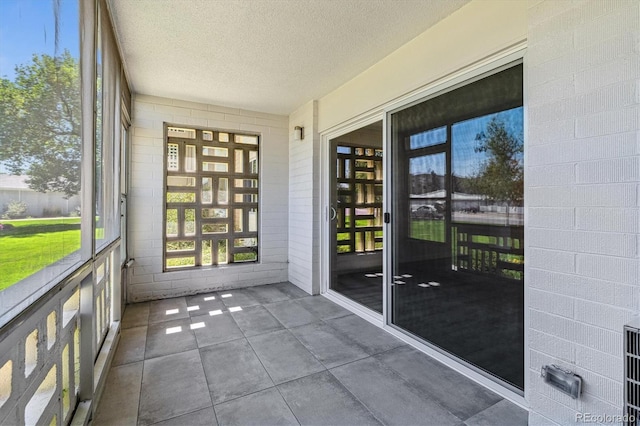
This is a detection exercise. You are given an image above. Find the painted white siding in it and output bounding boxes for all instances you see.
[288,101,319,295]
[128,95,289,302]
[526,1,640,424]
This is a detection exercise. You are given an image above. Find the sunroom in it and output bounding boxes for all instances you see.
[0,0,638,425]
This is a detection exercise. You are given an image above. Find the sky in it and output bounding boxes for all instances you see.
[0,0,79,80]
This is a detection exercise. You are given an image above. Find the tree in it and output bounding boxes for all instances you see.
[0,51,81,198]
[473,117,523,224]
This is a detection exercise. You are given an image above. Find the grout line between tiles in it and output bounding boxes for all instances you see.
[245,334,302,425]
[273,383,303,426]
[324,368,387,426]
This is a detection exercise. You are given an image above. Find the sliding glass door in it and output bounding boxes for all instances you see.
[389,64,524,390]
[329,122,384,313]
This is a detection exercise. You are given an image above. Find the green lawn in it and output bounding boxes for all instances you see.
[0,217,81,290]
[166,242,257,268]
[410,219,445,242]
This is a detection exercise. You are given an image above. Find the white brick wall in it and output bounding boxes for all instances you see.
[526,1,640,423]
[288,101,319,295]
[128,95,289,301]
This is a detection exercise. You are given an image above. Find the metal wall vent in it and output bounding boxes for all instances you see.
[167,126,196,139]
[624,319,640,425]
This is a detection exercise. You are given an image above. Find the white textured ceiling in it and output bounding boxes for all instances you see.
[108,0,469,115]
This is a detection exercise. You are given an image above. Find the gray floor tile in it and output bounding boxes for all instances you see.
[247,284,292,304]
[297,296,352,320]
[278,371,382,426]
[219,289,260,308]
[145,317,197,359]
[330,357,462,426]
[113,326,147,366]
[138,350,211,426]
[248,329,325,384]
[191,311,244,348]
[185,293,226,318]
[326,314,405,355]
[273,282,310,299]
[93,361,143,426]
[464,400,528,426]
[375,345,502,421]
[151,407,217,426]
[289,322,369,369]
[200,338,274,404]
[230,305,284,337]
[148,297,189,323]
[214,387,298,426]
[101,288,523,426]
[263,299,319,328]
[122,302,150,329]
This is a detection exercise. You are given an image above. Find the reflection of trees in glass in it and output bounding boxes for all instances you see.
[0,52,81,198]
[472,117,523,223]
[94,33,104,242]
[409,153,446,195]
[411,170,444,195]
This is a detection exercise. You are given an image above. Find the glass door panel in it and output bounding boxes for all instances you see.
[390,64,524,390]
[329,122,383,313]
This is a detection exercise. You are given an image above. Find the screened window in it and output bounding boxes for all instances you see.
[0,0,82,292]
[164,127,259,270]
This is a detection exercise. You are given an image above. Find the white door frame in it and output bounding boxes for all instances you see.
[320,110,387,326]
[318,42,528,408]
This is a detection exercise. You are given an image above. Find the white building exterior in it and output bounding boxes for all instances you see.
[0,175,80,218]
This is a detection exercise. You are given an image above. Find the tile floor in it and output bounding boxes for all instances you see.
[93,282,528,426]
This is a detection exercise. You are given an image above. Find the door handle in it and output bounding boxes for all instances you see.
[330,207,337,221]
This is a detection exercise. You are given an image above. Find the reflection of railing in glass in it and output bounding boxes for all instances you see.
[453,223,523,280]
[335,145,383,254]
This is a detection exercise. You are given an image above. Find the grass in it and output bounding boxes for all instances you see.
[165,243,257,269]
[0,217,81,290]
[411,219,445,242]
